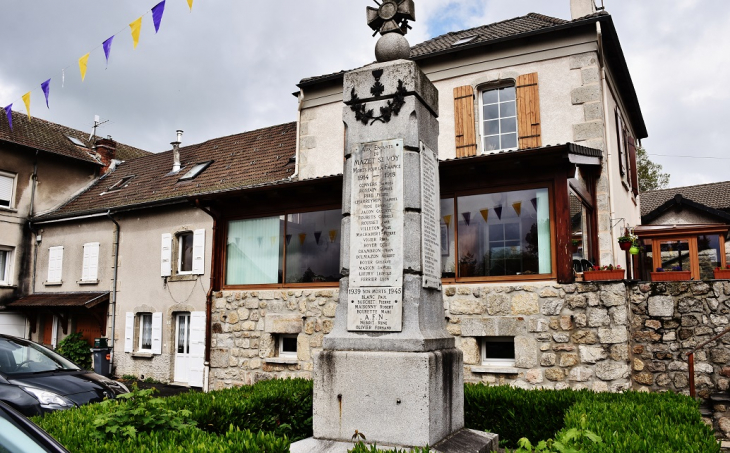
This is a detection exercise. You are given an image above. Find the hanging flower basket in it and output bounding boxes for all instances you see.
[619,241,632,251]
[714,268,730,279]
[651,270,691,282]
[582,266,625,281]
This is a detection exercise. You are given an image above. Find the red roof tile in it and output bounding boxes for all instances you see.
[8,292,109,308]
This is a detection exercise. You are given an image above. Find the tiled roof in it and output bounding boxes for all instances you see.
[640,181,730,216]
[41,122,297,219]
[0,110,150,163]
[8,292,109,308]
[440,142,602,163]
[299,12,604,87]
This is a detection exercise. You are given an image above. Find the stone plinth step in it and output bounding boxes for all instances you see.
[710,393,730,403]
[290,430,498,453]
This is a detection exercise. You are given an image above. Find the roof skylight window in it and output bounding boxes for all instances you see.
[452,36,477,46]
[108,176,134,191]
[65,135,87,147]
[179,161,213,181]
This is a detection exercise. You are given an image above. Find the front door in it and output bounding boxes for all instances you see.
[174,313,190,384]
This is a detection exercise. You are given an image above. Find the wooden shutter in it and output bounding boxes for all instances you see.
[188,311,206,388]
[0,174,13,206]
[82,242,100,281]
[516,73,542,149]
[192,229,205,275]
[615,109,626,177]
[124,312,134,353]
[453,85,477,157]
[47,246,63,283]
[151,312,163,355]
[161,234,172,277]
[628,137,639,195]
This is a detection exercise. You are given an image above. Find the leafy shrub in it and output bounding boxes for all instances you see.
[348,441,430,452]
[508,414,602,453]
[55,332,91,369]
[93,387,196,439]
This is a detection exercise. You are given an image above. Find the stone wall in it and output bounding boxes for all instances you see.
[628,281,730,397]
[208,289,337,390]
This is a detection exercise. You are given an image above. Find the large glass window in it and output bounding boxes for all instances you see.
[569,191,593,268]
[226,208,341,286]
[481,86,517,153]
[442,188,552,279]
[659,240,690,271]
[697,235,722,280]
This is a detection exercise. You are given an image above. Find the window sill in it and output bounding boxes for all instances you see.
[265,357,298,365]
[222,282,340,290]
[78,279,99,285]
[0,206,17,213]
[168,274,198,282]
[0,284,17,289]
[44,281,62,286]
[471,365,519,374]
[131,352,154,359]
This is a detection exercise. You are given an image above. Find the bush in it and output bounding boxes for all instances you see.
[55,332,91,369]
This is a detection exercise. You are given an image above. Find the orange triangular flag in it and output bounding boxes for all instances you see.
[329,230,337,243]
[443,215,452,227]
[130,17,142,49]
[512,202,522,217]
[79,53,90,81]
[21,92,31,121]
[187,0,194,11]
[298,233,306,245]
[480,209,489,223]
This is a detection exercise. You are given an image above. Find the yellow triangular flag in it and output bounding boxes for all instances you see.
[130,17,142,49]
[512,201,522,217]
[79,53,90,81]
[443,215,452,227]
[480,209,489,223]
[187,0,194,11]
[22,92,31,121]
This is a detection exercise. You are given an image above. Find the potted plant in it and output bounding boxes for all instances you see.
[582,264,625,281]
[651,266,692,282]
[617,228,635,251]
[714,265,730,279]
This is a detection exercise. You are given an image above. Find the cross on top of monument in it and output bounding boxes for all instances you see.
[367,1,416,62]
[366,0,415,37]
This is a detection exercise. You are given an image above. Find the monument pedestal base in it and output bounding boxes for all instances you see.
[311,349,464,447]
[290,429,499,453]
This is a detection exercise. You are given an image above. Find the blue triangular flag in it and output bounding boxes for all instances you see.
[103,36,115,67]
[152,1,166,33]
[41,79,51,108]
[4,105,13,131]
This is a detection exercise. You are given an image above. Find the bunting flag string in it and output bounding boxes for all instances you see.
[328,230,337,243]
[21,93,31,120]
[130,17,143,49]
[443,215,452,227]
[480,209,489,223]
[512,201,522,217]
[78,53,90,81]
[462,212,471,226]
[152,1,166,33]
[285,234,292,246]
[103,36,115,67]
[314,231,322,245]
[2,1,194,127]
[494,206,503,220]
[298,233,307,245]
[530,198,538,211]
[41,80,51,108]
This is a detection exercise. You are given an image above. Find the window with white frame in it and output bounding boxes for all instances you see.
[481,336,515,366]
[177,232,194,274]
[0,247,12,285]
[161,230,205,277]
[139,313,153,351]
[278,334,298,358]
[47,246,63,284]
[124,312,162,354]
[81,242,100,282]
[480,86,518,153]
[0,171,16,208]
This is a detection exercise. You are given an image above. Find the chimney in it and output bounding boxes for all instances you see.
[95,136,117,175]
[171,130,183,173]
[570,0,596,20]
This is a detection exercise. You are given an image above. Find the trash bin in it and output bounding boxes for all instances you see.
[94,338,108,349]
[91,347,111,377]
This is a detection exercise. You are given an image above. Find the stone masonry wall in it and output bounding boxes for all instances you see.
[444,282,631,392]
[628,280,730,396]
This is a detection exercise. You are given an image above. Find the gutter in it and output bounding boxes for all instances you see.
[194,199,220,393]
[106,211,120,378]
[28,150,39,293]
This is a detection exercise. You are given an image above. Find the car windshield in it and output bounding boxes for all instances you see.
[0,337,80,376]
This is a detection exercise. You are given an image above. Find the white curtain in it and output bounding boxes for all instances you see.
[226,217,280,284]
[536,188,552,274]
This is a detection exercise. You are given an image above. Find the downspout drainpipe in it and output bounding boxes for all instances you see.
[292,88,304,180]
[195,199,218,393]
[28,151,39,293]
[596,22,618,265]
[106,211,120,377]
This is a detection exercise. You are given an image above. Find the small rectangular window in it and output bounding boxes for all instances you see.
[482,336,515,366]
[278,334,298,357]
[0,248,12,285]
[179,161,212,181]
[47,246,64,283]
[139,314,152,350]
[178,232,194,274]
[81,242,100,282]
[108,176,134,191]
[0,171,16,208]
[481,86,517,153]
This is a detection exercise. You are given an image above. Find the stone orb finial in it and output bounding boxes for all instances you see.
[375,33,411,62]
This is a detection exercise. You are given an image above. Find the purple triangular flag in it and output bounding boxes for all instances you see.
[462,212,471,226]
[41,79,51,108]
[314,231,322,245]
[152,1,166,33]
[4,105,12,131]
[494,206,502,220]
[530,198,537,211]
[103,36,114,67]
[285,234,292,246]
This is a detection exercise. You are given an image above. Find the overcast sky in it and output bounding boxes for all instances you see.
[1,1,727,188]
